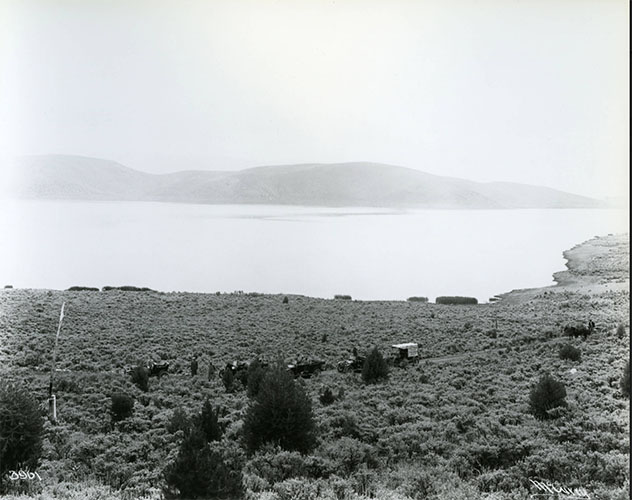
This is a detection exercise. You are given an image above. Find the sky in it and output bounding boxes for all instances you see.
[0,0,628,199]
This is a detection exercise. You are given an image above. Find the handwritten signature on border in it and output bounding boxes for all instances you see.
[8,470,42,481]
[529,478,590,499]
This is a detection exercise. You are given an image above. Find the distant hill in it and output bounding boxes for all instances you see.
[1,155,604,209]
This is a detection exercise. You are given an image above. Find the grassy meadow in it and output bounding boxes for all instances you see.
[0,234,629,500]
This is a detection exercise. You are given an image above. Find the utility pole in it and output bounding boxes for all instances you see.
[49,302,65,424]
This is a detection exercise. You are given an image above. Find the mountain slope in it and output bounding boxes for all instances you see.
[1,155,602,209]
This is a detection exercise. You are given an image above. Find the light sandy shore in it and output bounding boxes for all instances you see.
[497,233,629,304]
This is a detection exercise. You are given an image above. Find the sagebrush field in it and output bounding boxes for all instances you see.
[0,234,629,500]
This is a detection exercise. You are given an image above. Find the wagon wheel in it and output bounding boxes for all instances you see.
[337,362,348,373]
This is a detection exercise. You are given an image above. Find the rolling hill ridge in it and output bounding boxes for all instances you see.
[1,155,603,209]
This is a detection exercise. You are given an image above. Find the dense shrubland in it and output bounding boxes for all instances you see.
[0,236,629,499]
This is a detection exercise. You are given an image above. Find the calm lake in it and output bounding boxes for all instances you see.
[0,201,628,302]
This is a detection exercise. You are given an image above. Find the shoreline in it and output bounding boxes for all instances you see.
[2,233,629,304]
[496,232,629,304]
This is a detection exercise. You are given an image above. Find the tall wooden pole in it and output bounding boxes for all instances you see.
[49,302,65,423]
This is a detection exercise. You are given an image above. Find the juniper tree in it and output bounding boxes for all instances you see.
[196,399,223,442]
[164,427,243,499]
[246,359,267,399]
[221,368,234,393]
[529,373,567,420]
[243,362,316,453]
[130,365,149,392]
[0,384,44,491]
[110,393,134,423]
[362,347,389,384]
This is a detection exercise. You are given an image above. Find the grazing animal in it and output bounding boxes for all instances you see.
[562,320,595,340]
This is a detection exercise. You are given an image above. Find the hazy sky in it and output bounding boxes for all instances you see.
[0,0,628,198]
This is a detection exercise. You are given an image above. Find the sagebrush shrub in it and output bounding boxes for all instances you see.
[362,347,389,384]
[243,362,316,453]
[324,437,378,475]
[558,344,581,362]
[529,374,567,420]
[244,447,334,486]
[167,408,191,434]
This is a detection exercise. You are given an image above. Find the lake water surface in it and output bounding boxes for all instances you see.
[0,201,628,301]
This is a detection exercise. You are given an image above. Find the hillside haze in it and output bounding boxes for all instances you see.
[1,155,602,209]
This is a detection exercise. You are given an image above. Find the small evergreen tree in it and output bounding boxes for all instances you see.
[246,359,267,399]
[110,393,134,423]
[0,384,44,491]
[164,427,243,499]
[621,361,630,398]
[196,399,223,443]
[243,362,316,453]
[362,347,389,384]
[529,373,567,420]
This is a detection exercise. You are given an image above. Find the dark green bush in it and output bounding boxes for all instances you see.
[436,296,478,305]
[0,384,44,490]
[243,362,317,454]
[621,361,630,398]
[558,344,581,362]
[102,285,154,292]
[529,373,567,420]
[407,296,428,302]
[110,393,134,423]
[282,296,289,304]
[319,387,336,406]
[362,347,389,384]
[616,324,626,338]
[130,365,149,392]
[67,286,99,291]
[334,295,352,300]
